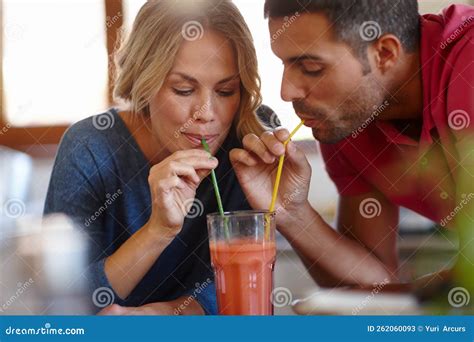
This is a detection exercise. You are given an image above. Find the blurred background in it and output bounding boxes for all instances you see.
[0,0,472,315]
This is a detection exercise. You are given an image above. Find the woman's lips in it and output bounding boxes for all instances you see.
[183,133,219,146]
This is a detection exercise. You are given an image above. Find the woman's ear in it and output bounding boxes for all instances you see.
[368,34,402,74]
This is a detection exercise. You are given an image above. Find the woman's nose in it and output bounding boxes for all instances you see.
[194,97,215,122]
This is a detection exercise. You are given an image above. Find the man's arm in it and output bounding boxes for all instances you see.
[231,128,400,287]
[278,190,399,287]
[337,191,400,277]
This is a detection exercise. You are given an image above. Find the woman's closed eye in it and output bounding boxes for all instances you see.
[216,89,237,97]
[173,88,194,96]
[172,84,239,97]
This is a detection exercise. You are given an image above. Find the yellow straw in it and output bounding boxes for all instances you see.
[269,120,305,212]
[265,120,305,240]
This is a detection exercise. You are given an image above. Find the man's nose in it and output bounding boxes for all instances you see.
[280,68,305,103]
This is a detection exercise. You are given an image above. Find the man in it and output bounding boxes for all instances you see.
[230,0,473,288]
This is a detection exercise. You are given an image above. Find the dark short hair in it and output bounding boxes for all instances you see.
[264,0,420,67]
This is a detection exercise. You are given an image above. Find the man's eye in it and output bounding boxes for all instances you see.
[173,88,194,96]
[299,61,324,77]
[302,69,323,77]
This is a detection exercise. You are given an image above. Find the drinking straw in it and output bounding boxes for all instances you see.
[201,138,230,240]
[265,120,305,240]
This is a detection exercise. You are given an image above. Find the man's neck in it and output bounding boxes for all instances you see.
[381,50,423,122]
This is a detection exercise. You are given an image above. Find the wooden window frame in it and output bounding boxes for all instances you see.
[0,0,123,155]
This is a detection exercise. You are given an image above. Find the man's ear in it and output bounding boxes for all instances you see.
[368,34,402,74]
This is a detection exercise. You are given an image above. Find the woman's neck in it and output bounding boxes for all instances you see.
[118,111,169,166]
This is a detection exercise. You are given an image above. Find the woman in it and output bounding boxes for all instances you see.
[44,0,271,315]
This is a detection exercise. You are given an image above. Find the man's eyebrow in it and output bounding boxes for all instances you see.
[287,54,324,63]
[169,72,240,85]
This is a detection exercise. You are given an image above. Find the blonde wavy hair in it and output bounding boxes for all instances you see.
[113,0,268,138]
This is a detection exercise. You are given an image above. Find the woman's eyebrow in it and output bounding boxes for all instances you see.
[216,74,240,85]
[170,72,198,84]
[169,72,240,85]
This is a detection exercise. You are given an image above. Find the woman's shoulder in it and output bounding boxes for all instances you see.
[59,109,126,153]
[55,108,148,177]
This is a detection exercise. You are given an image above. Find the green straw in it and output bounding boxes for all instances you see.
[201,138,230,240]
